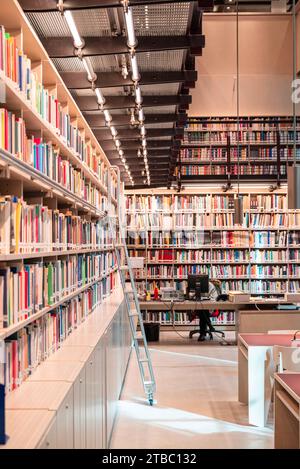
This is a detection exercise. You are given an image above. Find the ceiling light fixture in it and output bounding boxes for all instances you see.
[130,54,140,83]
[124,5,137,49]
[82,57,97,83]
[110,126,118,138]
[64,10,84,49]
[95,87,105,106]
[135,86,143,105]
[103,109,112,123]
[138,109,145,123]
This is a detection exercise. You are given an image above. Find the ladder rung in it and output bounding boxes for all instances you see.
[139,358,149,363]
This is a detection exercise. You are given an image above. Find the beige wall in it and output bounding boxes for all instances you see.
[189,13,294,117]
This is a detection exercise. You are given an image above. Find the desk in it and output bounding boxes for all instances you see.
[140,300,300,342]
[274,373,300,449]
[238,333,294,427]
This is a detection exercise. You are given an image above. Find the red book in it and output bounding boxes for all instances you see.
[24,269,28,314]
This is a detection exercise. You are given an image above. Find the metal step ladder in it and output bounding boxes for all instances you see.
[106,168,156,406]
[107,215,156,405]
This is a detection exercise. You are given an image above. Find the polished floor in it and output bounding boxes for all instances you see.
[110,331,274,449]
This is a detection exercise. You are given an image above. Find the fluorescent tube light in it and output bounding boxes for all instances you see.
[64,10,84,49]
[138,108,144,123]
[95,87,105,106]
[119,150,124,157]
[103,109,112,123]
[124,6,137,48]
[130,54,140,82]
[115,139,121,148]
[135,86,143,105]
[140,125,146,137]
[142,138,147,148]
[82,57,96,82]
[110,126,118,138]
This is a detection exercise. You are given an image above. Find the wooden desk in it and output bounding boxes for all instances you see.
[140,300,300,342]
[238,333,294,427]
[274,373,300,449]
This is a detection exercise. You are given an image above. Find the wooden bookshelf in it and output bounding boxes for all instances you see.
[0,0,121,398]
[125,186,300,327]
[177,116,300,182]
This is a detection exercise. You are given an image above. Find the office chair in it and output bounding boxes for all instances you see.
[188,308,226,342]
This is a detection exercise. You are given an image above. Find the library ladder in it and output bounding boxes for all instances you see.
[107,169,156,406]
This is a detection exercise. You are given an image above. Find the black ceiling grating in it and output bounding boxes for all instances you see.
[20,0,209,188]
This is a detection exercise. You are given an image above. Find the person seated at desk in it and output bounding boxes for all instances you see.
[189,279,223,342]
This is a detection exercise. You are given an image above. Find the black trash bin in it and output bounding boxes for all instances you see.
[144,322,160,342]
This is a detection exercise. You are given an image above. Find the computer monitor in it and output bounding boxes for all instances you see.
[187,274,209,301]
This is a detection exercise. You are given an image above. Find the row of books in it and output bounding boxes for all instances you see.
[0,26,111,194]
[250,213,288,228]
[126,214,300,230]
[0,196,112,255]
[184,130,300,145]
[0,109,109,210]
[126,193,300,214]
[136,278,291,295]
[141,310,235,326]
[127,230,249,247]
[250,265,287,278]
[4,277,114,393]
[186,117,300,131]
[250,194,286,211]
[131,248,300,264]
[210,265,249,277]
[0,252,116,328]
[179,165,287,176]
[180,147,300,162]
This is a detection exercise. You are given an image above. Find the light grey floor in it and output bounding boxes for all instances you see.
[110,331,274,449]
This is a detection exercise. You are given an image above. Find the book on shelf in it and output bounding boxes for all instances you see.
[0,23,111,193]
[0,196,110,255]
[0,108,109,210]
[4,279,108,393]
[0,252,115,329]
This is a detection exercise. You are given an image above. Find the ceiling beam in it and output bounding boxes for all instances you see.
[20,0,213,12]
[85,113,187,128]
[100,139,178,151]
[42,35,205,58]
[75,95,191,111]
[93,127,183,140]
[61,71,197,90]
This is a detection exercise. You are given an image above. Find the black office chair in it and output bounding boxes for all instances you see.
[188,280,227,342]
[188,309,226,342]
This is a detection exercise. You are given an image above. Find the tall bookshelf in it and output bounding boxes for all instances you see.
[0,2,120,395]
[125,187,300,328]
[176,116,300,181]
